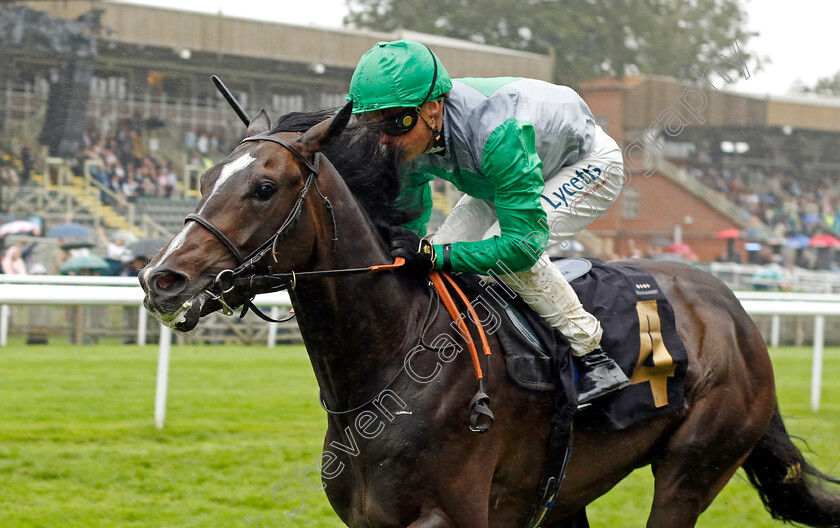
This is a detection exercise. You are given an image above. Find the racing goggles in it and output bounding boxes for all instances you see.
[377,107,420,136]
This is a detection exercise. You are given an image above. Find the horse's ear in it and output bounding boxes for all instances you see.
[247,109,271,136]
[298,100,353,152]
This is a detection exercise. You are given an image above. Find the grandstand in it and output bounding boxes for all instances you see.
[2,1,839,290]
[581,76,840,268]
[134,196,199,236]
[1,0,550,241]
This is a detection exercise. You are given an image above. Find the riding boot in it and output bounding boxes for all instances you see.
[497,255,631,406]
[574,346,631,405]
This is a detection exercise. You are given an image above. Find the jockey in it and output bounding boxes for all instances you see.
[347,39,630,405]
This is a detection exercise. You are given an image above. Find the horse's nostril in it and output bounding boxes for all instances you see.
[153,270,187,294]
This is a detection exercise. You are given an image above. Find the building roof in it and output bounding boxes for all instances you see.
[581,75,840,134]
[16,0,554,80]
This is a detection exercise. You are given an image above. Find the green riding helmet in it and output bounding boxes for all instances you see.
[347,39,453,114]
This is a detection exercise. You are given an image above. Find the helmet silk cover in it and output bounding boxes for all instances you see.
[347,39,453,114]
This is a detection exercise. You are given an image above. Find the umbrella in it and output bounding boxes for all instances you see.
[60,239,96,251]
[784,234,811,249]
[47,222,91,239]
[127,237,169,259]
[59,254,109,274]
[809,234,840,248]
[752,268,784,281]
[667,242,693,256]
[649,237,670,247]
[715,228,740,239]
[0,220,39,236]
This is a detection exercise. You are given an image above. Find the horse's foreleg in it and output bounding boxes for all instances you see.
[407,508,456,528]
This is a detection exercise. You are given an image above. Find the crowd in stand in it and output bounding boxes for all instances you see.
[78,127,181,202]
[682,161,840,239]
[0,120,236,205]
[72,129,840,243]
[4,124,840,275]
[78,125,241,203]
[4,124,828,246]
[0,229,150,277]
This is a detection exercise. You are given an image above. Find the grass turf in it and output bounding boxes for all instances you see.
[1,340,838,527]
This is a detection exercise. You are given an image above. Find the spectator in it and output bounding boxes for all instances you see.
[160,161,178,197]
[0,155,20,187]
[129,130,144,167]
[2,246,27,274]
[184,128,197,150]
[196,131,209,155]
[122,173,138,202]
[98,227,132,276]
[97,226,131,262]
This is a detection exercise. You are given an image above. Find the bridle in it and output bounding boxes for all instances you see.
[183,120,493,438]
[184,79,495,443]
[184,131,401,321]
[187,133,327,265]
[184,132,332,318]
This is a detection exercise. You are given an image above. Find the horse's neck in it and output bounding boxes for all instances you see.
[289,170,427,405]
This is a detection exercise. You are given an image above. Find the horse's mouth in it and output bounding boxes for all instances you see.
[145,291,223,332]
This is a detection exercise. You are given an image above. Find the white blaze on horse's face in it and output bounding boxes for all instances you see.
[141,222,196,285]
[142,152,257,286]
[198,152,257,215]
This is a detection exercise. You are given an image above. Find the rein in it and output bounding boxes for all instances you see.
[186,132,335,317]
[189,133,409,321]
[318,272,495,433]
[186,129,494,432]
[429,270,495,433]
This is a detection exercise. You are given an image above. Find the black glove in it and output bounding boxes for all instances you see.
[389,227,436,272]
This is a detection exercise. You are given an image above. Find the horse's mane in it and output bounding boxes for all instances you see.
[269,109,418,231]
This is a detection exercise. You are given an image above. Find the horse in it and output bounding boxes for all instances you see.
[139,104,840,528]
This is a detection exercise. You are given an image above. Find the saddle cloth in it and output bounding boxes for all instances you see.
[458,258,689,431]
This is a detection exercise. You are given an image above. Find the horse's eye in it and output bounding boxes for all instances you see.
[254,182,276,200]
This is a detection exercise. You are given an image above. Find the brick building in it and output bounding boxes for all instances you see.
[579,76,840,262]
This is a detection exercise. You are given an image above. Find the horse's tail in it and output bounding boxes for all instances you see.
[741,406,840,526]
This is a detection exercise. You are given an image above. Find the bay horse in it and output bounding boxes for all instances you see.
[139,104,840,527]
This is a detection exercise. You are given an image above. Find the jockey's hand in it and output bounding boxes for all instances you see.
[389,227,436,272]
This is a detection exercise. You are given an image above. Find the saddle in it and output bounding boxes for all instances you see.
[455,258,689,431]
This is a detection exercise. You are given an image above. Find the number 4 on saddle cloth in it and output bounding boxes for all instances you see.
[461,257,690,431]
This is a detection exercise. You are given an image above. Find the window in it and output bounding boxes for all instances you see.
[90,75,127,99]
[320,92,346,108]
[271,94,304,114]
[622,187,640,219]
